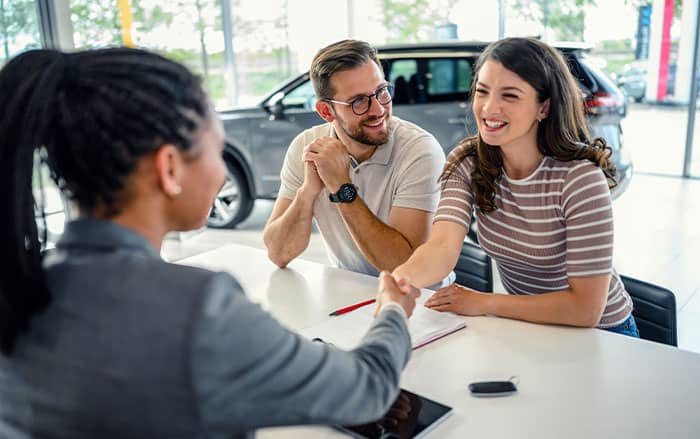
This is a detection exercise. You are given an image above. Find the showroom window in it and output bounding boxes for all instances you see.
[0,0,41,65]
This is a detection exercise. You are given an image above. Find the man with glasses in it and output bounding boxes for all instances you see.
[264,39,449,284]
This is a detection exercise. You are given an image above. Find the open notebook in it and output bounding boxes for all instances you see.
[299,293,466,350]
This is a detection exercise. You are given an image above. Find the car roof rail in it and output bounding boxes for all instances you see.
[376,40,593,54]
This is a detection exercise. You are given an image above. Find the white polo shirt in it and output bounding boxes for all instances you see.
[279,116,451,284]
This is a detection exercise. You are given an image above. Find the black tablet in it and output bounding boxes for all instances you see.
[336,389,452,439]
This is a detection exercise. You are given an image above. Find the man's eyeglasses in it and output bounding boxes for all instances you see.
[324,83,395,116]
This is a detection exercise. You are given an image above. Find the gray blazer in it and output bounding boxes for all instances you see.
[0,219,411,439]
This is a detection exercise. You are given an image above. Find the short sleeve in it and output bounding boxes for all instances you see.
[562,161,614,277]
[433,152,475,231]
[391,135,445,212]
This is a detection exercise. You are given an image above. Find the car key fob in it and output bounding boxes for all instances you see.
[468,380,517,397]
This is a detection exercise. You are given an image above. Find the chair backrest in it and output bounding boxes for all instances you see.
[620,275,677,346]
[454,240,493,292]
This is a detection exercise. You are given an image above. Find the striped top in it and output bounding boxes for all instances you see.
[434,153,632,328]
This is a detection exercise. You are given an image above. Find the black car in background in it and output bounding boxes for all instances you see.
[210,41,633,228]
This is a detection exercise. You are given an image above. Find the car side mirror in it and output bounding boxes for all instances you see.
[268,101,285,120]
[265,91,286,120]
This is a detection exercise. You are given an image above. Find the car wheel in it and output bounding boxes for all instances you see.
[207,160,254,229]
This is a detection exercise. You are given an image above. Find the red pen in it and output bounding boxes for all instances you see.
[328,299,376,316]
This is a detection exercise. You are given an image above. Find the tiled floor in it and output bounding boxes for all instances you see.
[163,172,700,354]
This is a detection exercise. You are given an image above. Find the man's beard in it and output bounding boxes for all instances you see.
[339,114,391,146]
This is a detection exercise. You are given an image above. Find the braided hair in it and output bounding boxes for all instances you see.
[0,47,209,355]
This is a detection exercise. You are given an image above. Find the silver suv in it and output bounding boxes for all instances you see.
[210,41,633,228]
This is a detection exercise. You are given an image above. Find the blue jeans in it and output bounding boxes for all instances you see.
[603,314,640,338]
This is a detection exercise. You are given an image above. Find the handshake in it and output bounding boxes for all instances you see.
[374,271,421,318]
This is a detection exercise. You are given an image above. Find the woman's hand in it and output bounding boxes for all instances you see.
[424,283,490,315]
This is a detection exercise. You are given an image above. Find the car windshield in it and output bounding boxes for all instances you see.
[621,62,647,75]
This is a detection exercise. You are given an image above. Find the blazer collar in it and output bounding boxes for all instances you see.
[57,218,159,258]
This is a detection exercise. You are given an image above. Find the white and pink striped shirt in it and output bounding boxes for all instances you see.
[435,154,632,328]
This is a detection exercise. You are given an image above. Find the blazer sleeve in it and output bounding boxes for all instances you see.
[189,272,411,438]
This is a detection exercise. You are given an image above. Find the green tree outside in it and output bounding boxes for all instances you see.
[0,0,40,63]
[381,0,463,44]
[512,0,597,41]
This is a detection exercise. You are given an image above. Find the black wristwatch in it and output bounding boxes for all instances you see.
[329,183,358,203]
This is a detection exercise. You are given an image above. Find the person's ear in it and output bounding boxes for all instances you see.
[315,100,335,122]
[538,99,551,121]
[153,144,184,198]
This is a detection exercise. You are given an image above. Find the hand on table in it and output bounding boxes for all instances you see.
[425,283,488,315]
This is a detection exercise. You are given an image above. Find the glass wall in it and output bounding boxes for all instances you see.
[2,0,697,248]
[66,0,295,108]
[0,0,41,65]
[5,0,699,179]
[68,0,224,105]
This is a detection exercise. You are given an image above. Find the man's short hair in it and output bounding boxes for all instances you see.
[310,39,383,100]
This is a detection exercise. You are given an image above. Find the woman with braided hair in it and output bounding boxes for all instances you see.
[0,48,418,438]
[393,38,638,337]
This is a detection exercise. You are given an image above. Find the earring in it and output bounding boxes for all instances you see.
[171,185,182,195]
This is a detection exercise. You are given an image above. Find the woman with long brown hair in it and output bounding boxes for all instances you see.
[393,38,637,336]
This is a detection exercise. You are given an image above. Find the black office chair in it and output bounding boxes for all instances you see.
[620,275,677,346]
[454,240,493,292]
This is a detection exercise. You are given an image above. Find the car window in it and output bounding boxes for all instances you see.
[388,59,418,82]
[384,57,473,104]
[281,80,317,112]
[578,55,618,94]
[427,58,472,99]
[564,53,596,93]
[386,59,418,105]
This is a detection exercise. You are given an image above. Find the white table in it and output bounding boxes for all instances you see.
[180,243,700,439]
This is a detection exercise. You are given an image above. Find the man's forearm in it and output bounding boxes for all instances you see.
[263,191,316,268]
[336,199,414,272]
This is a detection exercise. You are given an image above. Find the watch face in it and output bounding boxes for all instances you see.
[329,184,357,203]
[340,185,356,200]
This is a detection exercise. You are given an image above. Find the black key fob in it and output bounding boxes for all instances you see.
[468,380,517,397]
